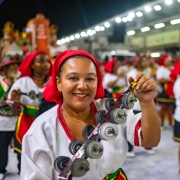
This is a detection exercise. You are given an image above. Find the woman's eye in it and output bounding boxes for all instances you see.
[69,77,78,81]
[87,77,95,81]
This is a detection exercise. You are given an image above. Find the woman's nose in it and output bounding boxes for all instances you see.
[77,79,87,89]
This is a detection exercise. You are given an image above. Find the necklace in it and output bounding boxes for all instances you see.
[62,107,90,123]
[33,76,46,81]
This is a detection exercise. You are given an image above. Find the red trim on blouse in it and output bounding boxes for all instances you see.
[134,120,141,146]
[57,101,97,141]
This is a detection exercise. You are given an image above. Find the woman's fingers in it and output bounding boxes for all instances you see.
[134,72,157,92]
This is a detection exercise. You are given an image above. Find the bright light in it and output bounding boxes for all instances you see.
[154,5,161,11]
[154,23,165,29]
[165,0,172,5]
[75,34,80,39]
[127,16,133,21]
[127,30,135,36]
[128,12,135,18]
[81,31,86,37]
[122,17,127,22]
[136,11,143,17]
[87,29,96,36]
[170,19,180,25]
[145,6,152,12]
[141,26,150,32]
[61,39,65,44]
[115,17,121,23]
[111,50,116,55]
[100,26,105,31]
[57,40,61,45]
[92,30,96,35]
[151,52,161,58]
[104,22,110,28]
[87,29,93,36]
[65,37,70,42]
[178,0,180,3]
[70,35,74,41]
[95,26,101,31]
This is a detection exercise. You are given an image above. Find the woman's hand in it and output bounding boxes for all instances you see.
[128,71,157,103]
[11,89,21,104]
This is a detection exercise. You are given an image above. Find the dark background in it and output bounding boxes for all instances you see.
[0,0,155,40]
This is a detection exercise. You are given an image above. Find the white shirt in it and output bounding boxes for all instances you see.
[0,78,17,131]
[173,76,180,121]
[21,98,142,180]
[103,73,127,93]
[156,66,171,80]
[7,76,46,108]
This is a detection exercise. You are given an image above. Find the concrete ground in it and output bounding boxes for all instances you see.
[122,126,180,180]
[4,124,180,180]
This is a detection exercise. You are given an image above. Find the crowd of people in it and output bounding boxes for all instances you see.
[0,40,180,179]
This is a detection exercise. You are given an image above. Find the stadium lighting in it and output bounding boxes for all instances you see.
[70,35,74,41]
[61,39,65,44]
[122,17,127,22]
[151,52,161,58]
[144,6,152,12]
[136,11,143,17]
[92,30,96,35]
[127,30,135,36]
[104,22,110,28]
[65,37,70,42]
[95,26,101,31]
[100,26,105,31]
[80,31,86,37]
[165,0,172,5]
[128,12,135,18]
[127,16,133,21]
[57,40,61,45]
[87,29,93,36]
[154,23,165,29]
[154,5,161,11]
[141,26,150,32]
[111,50,116,55]
[115,17,121,23]
[75,34,80,39]
[170,19,180,25]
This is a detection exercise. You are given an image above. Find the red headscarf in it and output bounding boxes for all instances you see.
[104,59,116,73]
[43,50,104,104]
[18,50,53,78]
[170,61,180,81]
[157,54,170,66]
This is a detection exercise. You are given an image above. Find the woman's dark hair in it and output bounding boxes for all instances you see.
[35,98,56,118]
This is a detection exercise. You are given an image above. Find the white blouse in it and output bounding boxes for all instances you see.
[21,98,142,180]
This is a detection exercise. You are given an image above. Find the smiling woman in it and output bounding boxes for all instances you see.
[20,49,160,180]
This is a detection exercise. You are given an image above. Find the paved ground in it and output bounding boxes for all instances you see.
[122,126,180,180]
[4,123,180,180]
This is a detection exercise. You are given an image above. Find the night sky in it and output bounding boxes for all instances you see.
[0,0,155,39]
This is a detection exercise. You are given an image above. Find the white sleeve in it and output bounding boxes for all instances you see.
[156,68,163,80]
[21,134,54,180]
[103,73,117,88]
[124,109,142,146]
[7,79,21,104]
